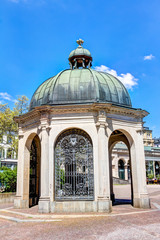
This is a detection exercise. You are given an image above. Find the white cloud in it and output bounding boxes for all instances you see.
[0,92,16,102]
[144,54,155,60]
[95,65,138,90]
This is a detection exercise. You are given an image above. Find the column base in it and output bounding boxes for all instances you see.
[50,201,97,213]
[97,197,112,213]
[38,197,50,213]
[14,196,29,209]
[133,193,150,209]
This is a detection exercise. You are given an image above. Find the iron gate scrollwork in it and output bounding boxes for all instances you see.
[55,129,94,200]
[29,139,39,207]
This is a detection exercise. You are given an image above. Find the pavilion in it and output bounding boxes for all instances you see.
[14,39,150,213]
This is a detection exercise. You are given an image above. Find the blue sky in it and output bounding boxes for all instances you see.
[0,0,160,137]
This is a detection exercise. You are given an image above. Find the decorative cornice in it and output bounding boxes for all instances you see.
[14,103,149,126]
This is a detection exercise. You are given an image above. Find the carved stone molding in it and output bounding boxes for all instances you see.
[96,110,108,129]
[18,127,24,139]
[97,195,110,200]
[136,129,144,136]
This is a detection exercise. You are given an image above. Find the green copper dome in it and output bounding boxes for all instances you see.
[29,69,131,111]
[29,40,132,111]
[69,46,91,59]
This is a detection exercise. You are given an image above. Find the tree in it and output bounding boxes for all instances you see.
[0,95,29,157]
[0,104,18,145]
[14,95,29,115]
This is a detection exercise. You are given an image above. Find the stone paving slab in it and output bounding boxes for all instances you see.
[0,210,160,240]
[0,185,160,239]
[0,207,159,220]
[0,214,62,223]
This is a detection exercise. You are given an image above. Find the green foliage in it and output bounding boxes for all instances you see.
[147,173,154,179]
[0,104,17,137]
[14,95,29,115]
[0,95,29,157]
[0,167,17,192]
[156,174,160,180]
[60,169,65,185]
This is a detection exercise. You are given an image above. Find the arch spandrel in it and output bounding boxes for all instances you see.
[51,125,97,152]
[53,127,93,149]
[108,127,135,149]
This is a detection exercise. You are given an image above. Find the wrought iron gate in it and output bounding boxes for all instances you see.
[55,129,94,200]
[29,139,39,207]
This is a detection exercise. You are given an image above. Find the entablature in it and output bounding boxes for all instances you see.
[14,103,149,129]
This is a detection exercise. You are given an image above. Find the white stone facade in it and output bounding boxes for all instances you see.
[14,103,150,213]
[0,135,17,169]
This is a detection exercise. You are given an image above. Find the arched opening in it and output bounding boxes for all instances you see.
[118,159,125,180]
[29,135,41,207]
[54,128,94,200]
[109,130,132,206]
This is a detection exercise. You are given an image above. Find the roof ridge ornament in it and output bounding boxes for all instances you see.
[76,39,84,46]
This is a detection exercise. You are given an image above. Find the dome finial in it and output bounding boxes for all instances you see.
[76,39,84,46]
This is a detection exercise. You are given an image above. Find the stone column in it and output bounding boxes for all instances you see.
[153,161,156,179]
[14,127,27,208]
[38,113,50,213]
[96,111,112,212]
[4,148,7,159]
[125,165,128,180]
[132,129,150,209]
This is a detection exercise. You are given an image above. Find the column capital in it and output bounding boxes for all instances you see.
[38,124,51,132]
[18,127,24,139]
[136,129,144,136]
[41,124,51,131]
[96,110,108,128]
[39,112,50,131]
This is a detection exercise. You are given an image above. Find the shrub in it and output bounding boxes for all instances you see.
[156,174,160,180]
[0,167,17,192]
[147,173,154,179]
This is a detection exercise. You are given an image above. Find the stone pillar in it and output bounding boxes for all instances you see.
[4,148,7,159]
[131,129,150,209]
[96,111,112,212]
[153,161,156,179]
[14,127,27,208]
[125,165,128,180]
[38,113,50,213]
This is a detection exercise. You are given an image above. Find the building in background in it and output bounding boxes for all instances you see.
[143,127,154,147]
[153,138,160,148]
[113,127,160,181]
[0,135,17,169]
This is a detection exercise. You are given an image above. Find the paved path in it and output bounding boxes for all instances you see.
[0,185,160,240]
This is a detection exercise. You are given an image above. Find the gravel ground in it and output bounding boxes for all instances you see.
[0,185,160,240]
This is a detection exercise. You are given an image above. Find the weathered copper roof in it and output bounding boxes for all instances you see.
[29,68,132,111]
[69,45,92,59]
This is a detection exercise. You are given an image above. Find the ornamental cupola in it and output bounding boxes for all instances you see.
[68,39,92,69]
